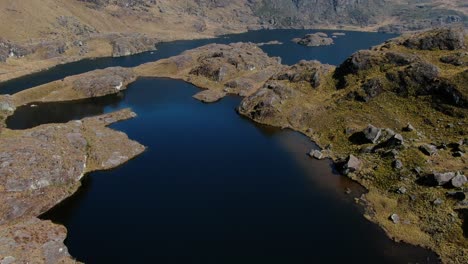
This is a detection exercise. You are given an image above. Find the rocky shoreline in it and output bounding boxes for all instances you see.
[0,27,467,263]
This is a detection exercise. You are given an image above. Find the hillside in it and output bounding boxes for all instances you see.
[0,0,467,85]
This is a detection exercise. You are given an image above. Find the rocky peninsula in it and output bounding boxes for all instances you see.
[0,27,467,263]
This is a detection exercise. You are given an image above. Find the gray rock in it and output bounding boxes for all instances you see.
[419,144,438,156]
[451,173,467,188]
[396,186,407,194]
[308,149,324,160]
[390,213,400,224]
[363,124,381,144]
[43,241,70,264]
[393,159,403,170]
[1,256,16,264]
[404,123,415,132]
[433,198,444,206]
[342,154,362,175]
[433,172,456,186]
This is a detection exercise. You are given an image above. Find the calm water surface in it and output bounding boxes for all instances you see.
[37,80,438,263]
[4,30,439,263]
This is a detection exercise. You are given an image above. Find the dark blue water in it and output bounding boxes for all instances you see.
[37,79,438,263]
[3,30,438,263]
[0,29,396,95]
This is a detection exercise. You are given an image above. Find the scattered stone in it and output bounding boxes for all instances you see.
[433,198,444,206]
[396,186,407,194]
[453,151,464,157]
[451,173,467,188]
[393,159,403,170]
[403,123,415,132]
[308,149,324,160]
[363,124,382,144]
[419,144,438,156]
[342,155,362,175]
[345,188,352,194]
[433,172,456,186]
[390,134,404,146]
[390,213,400,224]
[413,167,422,175]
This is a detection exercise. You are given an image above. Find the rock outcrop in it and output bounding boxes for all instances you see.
[109,33,158,57]
[334,27,468,110]
[235,27,467,262]
[0,109,145,262]
[292,32,334,47]
[11,67,137,106]
[136,42,284,100]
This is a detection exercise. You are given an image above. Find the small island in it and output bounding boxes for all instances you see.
[292,32,334,47]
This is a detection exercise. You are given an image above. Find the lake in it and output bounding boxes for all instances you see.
[4,30,439,263]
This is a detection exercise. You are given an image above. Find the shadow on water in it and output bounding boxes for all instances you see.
[33,78,440,264]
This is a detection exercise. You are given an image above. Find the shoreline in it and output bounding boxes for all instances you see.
[1,29,466,263]
[0,25,394,87]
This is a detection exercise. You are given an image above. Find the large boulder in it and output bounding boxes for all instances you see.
[451,173,467,188]
[433,172,456,186]
[363,124,382,144]
[419,144,438,156]
[341,155,362,175]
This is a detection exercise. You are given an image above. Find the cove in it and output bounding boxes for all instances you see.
[33,79,439,263]
[0,29,396,95]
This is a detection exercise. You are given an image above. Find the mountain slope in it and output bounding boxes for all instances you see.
[0,0,466,85]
